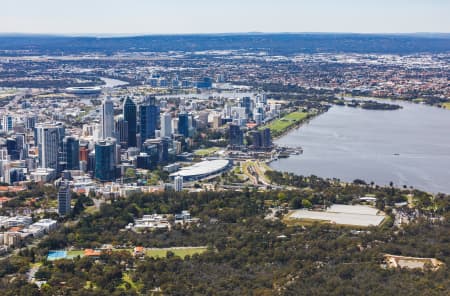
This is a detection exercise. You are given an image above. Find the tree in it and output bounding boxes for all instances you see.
[290,197,302,209]
[301,199,313,209]
[125,168,137,181]
[277,192,287,202]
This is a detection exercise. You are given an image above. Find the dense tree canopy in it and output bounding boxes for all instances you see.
[1,173,449,295]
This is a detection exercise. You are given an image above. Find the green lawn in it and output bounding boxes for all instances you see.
[67,250,85,259]
[262,111,309,136]
[194,147,220,156]
[145,247,207,259]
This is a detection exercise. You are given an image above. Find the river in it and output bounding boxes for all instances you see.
[156,90,256,100]
[270,99,450,194]
[100,77,129,88]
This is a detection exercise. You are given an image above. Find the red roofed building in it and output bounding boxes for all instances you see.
[84,249,102,257]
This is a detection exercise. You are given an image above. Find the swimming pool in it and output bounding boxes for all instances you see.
[47,250,67,261]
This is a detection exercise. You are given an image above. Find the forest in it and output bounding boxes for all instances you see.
[0,173,449,295]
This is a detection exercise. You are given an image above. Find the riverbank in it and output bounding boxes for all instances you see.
[261,109,327,140]
[346,94,450,110]
[442,102,450,109]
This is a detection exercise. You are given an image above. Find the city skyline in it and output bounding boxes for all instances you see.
[0,2,449,291]
[1,0,449,35]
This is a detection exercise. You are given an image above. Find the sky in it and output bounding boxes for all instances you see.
[0,0,449,35]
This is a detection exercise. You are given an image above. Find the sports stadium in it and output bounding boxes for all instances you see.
[65,86,102,95]
[170,159,233,181]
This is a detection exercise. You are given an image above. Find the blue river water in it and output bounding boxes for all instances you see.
[271,99,450,193]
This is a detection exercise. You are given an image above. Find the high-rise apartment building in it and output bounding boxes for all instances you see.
[57,180,71,216]
[174,174,183,192]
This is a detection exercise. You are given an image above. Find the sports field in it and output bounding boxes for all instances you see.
[145,247,207,258]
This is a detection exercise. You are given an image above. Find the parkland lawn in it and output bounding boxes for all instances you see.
[145,247,208,258]
[262,111,309,136]
[193,147,221,157]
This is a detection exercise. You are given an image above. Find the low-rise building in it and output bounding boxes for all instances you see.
[0,216,32,228]
[33,219,57,232]
[174,210,200,224]
[163,163,180,173]
[129,214,170,230]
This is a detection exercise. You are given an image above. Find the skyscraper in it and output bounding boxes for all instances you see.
[63,136,79,170]
[123,97,137,147]
[14,133,26,160]
[26,116,37,130]
[140,96,159,143]
[251,130,262,149]
[101,96,114,139]
[115,115,129,147]
[79,142,89,162]
[160,112,172,138]
[229,124,243,147]
[35,123,65,172]
[94,139,116,182]
[6,138,19,160]
[57,180,71,216]
[178,111,189,138]
[241,96,252,116]
[251,128,271,150]
[2,115,13,132]
[261,128,272,148]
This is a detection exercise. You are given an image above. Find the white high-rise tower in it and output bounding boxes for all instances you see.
[58,180,71,216]
[174,174,183,192]
[102,97,114,139]
[160,112,172,138]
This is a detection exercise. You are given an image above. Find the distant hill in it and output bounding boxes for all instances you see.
[0,33,449,55]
